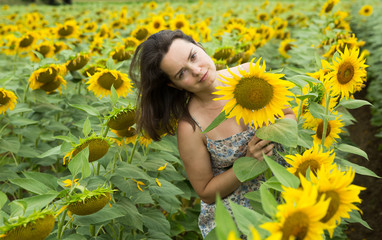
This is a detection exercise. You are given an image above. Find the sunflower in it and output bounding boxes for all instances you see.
[257,12,269,22]
[261,179,330,240]
[213,46,235,61]
[213,57,294,128]
[326,46,368,99]
[107,106,136,130]
[0,88,17,114]
[359,5,373,16]
[320,0,339,15]
[29,64,67,93]
[29,41,55,62]
[312,116,344,148]
[285,143,335,177]
[110,45,133,62]
[150,15,166,32]
[307,165,366,237]
[278,39,295,59]
[0,209,55,240]
[131,25,150,42]
[110,127,137,146]
[53,41,69,54]
[87,69,133,99]
[57,187,114,219]
[16,32,38,52]
[63,135,111,165]
[138,133,154,148]
[124,36,140,49]
[169,14,190,31]
[66,53,90,72]
[56,20,78,39]
[147,1,158,10]
[82,21,98,33]
[2,35,18,56]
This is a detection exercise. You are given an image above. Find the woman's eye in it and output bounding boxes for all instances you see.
[179,70,184,79]
[191,52,196,60]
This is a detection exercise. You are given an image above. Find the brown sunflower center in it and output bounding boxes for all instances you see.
[37,68,59,83]
[325,3,334,13]
[68,193,110,215]
[58,25,74,37]
[19,34,34,48]
[295,159,320,177]
[40,77,62,92]
[108,110,136,130]
[153,21,161,29]
[97,72,124,90]
[319,190,340,223]
[282,211,309,240]
[37,45,51,57]
[112,49,131,62]
[337,61,355,84]
[5,214,55,240]
[72,138,109,162]
[213,48,233,60]
[175,21,185,29]
[233,77,273,110]
[67,55,90,71]
[0,91,10,105]
[316,121,331,139]
[135,28,149,41]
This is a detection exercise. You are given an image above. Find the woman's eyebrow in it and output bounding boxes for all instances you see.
[174,48,194,79]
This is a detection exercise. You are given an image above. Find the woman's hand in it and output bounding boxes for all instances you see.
[246,135,273,161]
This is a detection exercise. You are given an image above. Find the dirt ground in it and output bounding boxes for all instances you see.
[346,84,382,240]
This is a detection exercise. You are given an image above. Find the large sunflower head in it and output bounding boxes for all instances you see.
[0,209,55,240]
[66,53,90,72]
[0,88,17,115]
[359,5,373,16]
[213,57,294,128]
[312,115,344,148]
[285,143,335,177]
[327,46,368,99]
[106,106,136,130]
[65,188,112,216]
[306,165,366,237]
[86,69,133,99]
[261,178,330,240]
[63,135,111,165]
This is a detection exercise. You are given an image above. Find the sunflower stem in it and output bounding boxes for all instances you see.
[296,93,304,124]
[96,162,101,176]
[22,81,30,103]
[321,90,332,148]
[102,125,110,138]
[90,224,95,236]
[119,226,124,240]
[78,81,82,95]
[57,208,68,239]
[128,134,140,164]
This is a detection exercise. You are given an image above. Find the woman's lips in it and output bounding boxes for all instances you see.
[200,71,208,82]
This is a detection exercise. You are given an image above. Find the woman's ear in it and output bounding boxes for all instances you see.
[167,82,183,91]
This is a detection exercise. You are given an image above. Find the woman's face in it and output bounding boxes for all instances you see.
[160,38,217,93]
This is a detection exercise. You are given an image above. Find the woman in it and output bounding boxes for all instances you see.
[129,30,296,238]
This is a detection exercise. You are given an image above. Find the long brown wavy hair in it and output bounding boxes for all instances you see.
[129,30,198,141]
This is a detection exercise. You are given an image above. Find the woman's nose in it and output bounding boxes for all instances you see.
[190,63,202,76]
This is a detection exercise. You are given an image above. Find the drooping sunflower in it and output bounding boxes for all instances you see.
[213,46,235,61]
[63,135,111,165]
[16,32,38,52]
[109,45,133,62]
[87,69,133,99]
[0,209,55,240]
[131,25,150,42]
[312,115,344,148]
[111,127,137,146]
[326,46,368,99]
[320,0,340,15]
[285,143,335,177]
[261,179,330,240]
[29,41,55,62]
[308,165,365,237]
[0,88,17,114]
[359,5,373,16]
[124,36,140,49]
[257,12,269,22]
[107,106,136,130]
[65,53,90,72]
[56,20,79,39]
[213,57,294,128]
[278,38,296,59]
[29,64,67,93]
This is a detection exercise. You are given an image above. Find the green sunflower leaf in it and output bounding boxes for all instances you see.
[259,184,278,217]
[263,154,300,189]
[69,103,100,117]
[337,99,372,109]
[202,111,227,133]
[336,143,368,160]
[336,158,380,178]
[82,117,91,137]
[215,196,239,240]
[255,118,298,148]
[68,147,91,179]
[233,157,268,182]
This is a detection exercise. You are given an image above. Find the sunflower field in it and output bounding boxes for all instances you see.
[0,0,381,239]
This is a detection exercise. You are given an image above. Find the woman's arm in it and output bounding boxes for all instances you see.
[177,120,241,204]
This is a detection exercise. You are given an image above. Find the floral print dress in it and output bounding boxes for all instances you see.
[193,119,285,238]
